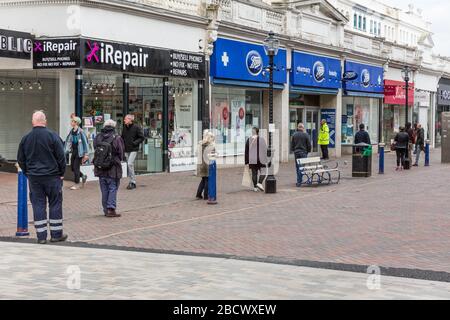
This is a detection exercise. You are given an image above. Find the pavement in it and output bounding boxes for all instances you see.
[1,241,449,300]
[0,148,449,297]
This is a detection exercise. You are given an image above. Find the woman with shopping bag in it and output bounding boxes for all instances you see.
[244,127,268,192]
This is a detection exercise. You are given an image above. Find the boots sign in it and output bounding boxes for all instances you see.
[33,38,80,68]
[0,29,33,60]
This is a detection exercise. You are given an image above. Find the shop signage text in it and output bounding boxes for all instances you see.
[414,91,430,107]
[211,38,287,84]
[32,37,205,79]
[33,38,80,68]
[343,61,384,94]
[384,80,414,106]
[291,51,341,89]
[438,83,450,106]
[0,29,33,60]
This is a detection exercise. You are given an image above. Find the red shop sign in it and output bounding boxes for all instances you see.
[384,80,414,106]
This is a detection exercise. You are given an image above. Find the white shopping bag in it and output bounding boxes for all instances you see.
[242,165,253,188]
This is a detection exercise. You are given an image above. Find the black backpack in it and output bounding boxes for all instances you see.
[93,134,115,170]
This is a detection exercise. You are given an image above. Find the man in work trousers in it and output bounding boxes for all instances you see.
[17,111,68,244]
[318,119,330,160]
[291,123,311,187]
[121,114,145,190]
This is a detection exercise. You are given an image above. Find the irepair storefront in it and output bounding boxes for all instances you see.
[33,37,205,173]
[436,78,450,147]
[342,61,384,152]
[289,51,341,155]
[383,80,414,143]
[210,37,287,159]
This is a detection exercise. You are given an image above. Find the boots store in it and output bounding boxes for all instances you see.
[1,34,205,173]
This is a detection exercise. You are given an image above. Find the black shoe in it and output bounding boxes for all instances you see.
[195,196,203,200]
[50,234,68,243]
[37,239,47,245]
[127,183,136,190]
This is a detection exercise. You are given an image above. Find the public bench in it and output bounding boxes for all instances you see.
[296,156,341,186]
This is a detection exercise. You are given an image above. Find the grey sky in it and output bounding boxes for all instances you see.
[384,0,450,56]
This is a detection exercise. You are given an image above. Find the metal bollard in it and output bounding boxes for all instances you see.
[425,139,430,167]
[16,168,30,237]
[378,143,385,174]
[207,158,217,205]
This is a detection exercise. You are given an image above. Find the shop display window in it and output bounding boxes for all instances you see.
[211,87,262,156]
[342,96,379,144]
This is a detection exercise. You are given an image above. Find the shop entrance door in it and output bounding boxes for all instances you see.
[289,106,319,155]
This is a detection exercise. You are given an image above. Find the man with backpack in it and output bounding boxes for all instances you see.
[93,119,125,218]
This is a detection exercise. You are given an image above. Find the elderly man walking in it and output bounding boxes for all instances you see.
[291,123,311,187]
[17,111,67,244]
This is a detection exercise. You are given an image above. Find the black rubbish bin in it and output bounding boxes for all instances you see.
[352,143,372,177]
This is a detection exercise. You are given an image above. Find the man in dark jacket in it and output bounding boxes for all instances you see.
[394,126,410,171]
[17,111,67,244]
[94,119,125,217]
[405,122,415,161]
[354,123,371,145]
[291,123,311,187]
[121,115,145,190]
[413,123,425,167]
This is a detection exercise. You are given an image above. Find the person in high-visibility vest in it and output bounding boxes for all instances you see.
[318,119,330,160]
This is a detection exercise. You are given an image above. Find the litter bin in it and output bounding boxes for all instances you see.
[352,143,372,177]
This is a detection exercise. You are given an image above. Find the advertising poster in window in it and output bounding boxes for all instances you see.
[320,109,336,148]
[230,98,246,145]
[212,97,229,145]
[169,103,194,172]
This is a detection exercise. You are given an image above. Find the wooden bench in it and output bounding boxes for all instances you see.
[296,157,341,186]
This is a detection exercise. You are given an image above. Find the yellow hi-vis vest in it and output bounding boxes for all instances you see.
[318,123,330,145]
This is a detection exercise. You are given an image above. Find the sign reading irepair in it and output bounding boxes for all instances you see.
[33,37,205,78]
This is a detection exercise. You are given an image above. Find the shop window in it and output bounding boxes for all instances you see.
[0,73,59,160]
[211,87,262,157]
[342,96,379,145]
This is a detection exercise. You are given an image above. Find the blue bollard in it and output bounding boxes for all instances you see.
[425,139,430,167]
[207,159,217,205]
[16,170,30,237]
[378,143,385,174]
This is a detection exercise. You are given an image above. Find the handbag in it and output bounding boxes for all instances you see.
[242,165,253,188]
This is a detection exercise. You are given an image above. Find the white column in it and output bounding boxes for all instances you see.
[59,70,75,138]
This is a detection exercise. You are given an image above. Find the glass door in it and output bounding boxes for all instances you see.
[306,108,319,154]
[289,107,319,155]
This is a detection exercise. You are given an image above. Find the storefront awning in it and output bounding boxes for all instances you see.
[344,91,384,99]
[212,78,285,90]
[290,86,338,95]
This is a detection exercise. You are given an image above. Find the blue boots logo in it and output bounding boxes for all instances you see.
[313,61,325,83]
[361,69,370,87]
[246,50,263,76]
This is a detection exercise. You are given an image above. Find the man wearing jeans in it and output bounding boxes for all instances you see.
[121,115,145,190]
[413,123,425,166]
[291,123,311,187]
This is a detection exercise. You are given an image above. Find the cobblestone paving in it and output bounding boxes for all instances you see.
[0,149,449,277]
[0,242,449,300]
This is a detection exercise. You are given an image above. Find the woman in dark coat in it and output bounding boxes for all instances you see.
[245,127,267,192]
[394,126,409,171]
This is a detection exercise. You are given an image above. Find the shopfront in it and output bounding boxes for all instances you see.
[289,51,341,155]
[342,61,384,151]
[33,37,205,173]
[383,79,414,143]
[436,78,450,147]
[210,37,287,158]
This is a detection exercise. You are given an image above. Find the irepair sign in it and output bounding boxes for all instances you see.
[33,38,80,68]
[33,37,205,78]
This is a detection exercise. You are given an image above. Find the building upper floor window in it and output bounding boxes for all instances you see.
[363,17,366,31]
[358,15,362,29]
[354,13,357,28]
